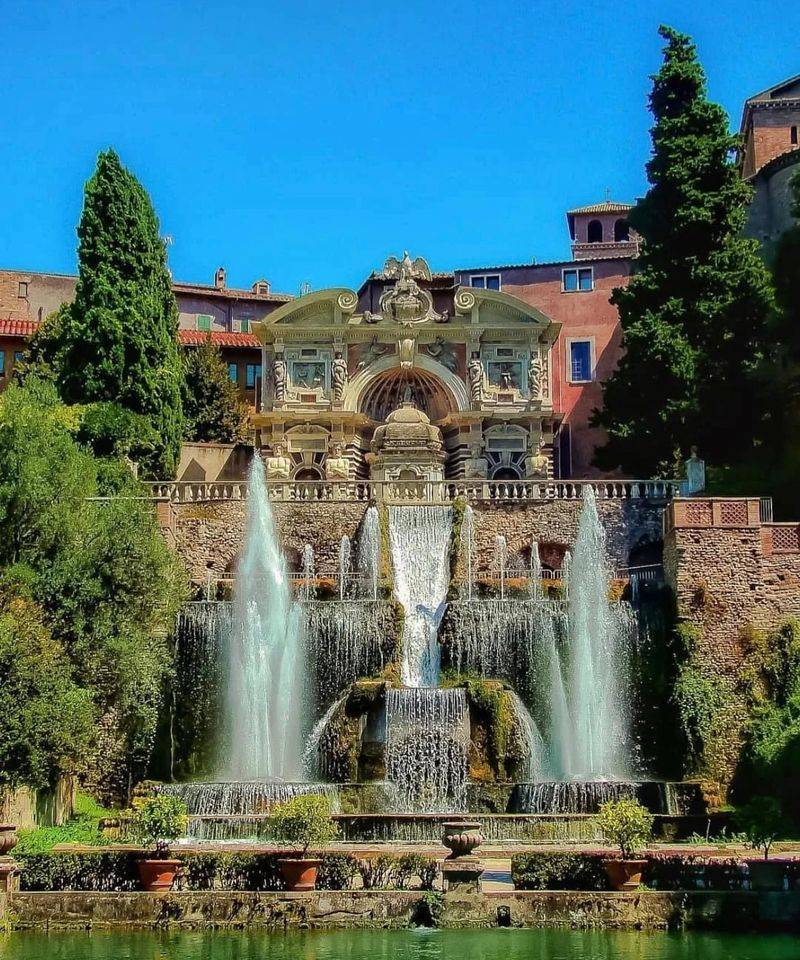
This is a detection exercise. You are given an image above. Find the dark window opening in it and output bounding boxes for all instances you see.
[792,126,798,145]
[587,219,603,243]
[492,466,521,481]
[614,218,630,241]
[295,467,323,481]
[245,363,262,389]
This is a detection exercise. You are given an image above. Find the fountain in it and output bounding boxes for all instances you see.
[462,504,475,601]
[338,535,351,601]
[300,543,315,601]
[494,534,508,600]
[222,455,306,781]
[358,505,380,600]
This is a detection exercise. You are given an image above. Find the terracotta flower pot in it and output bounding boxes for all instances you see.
[137,858,181,891]
[746,858,787,892]
[0,825,18,856]
[278,857,322,891]
[442,821,484,859]
[603,858,648,891]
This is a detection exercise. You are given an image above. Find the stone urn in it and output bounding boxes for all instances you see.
[0,825,17,856]
[442,821,483,859]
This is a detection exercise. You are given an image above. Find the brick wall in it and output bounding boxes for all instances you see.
[664,498,800,800]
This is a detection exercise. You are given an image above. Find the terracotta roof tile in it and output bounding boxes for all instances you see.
[566,200,634,215]
[0,318,39,337]
[178,329,260,348]
[172,282,294,303]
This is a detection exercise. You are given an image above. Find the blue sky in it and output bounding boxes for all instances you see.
[2,0,798,293]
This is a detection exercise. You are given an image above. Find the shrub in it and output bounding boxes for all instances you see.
[512,853,608,890]
[598,798,654,859]
[394,854,439,890]
[127,793,187,855]
[357,854,397,889]
[316,853,358,890]
[19,853,139,891]
[735,796,785,860]
[269,793,338,855]
[673,664,728,761]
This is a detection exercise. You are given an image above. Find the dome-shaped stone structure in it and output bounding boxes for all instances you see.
[368,402,446,483]
[371,402,443,454]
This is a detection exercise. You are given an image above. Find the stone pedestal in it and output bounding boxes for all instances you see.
[441,858,484,893]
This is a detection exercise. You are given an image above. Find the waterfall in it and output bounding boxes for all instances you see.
[564,487,634,779]
[385,688,468,812]
[388,505,453,686]
[222,455,306,781]
[302,695,347,779]
[462,505,475,601]
[358,506,380,601]
[510,780,644,815]
[529,540,543,600]
[302,600,393,705]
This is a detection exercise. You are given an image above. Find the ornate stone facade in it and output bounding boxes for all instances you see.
[250,254,561,482]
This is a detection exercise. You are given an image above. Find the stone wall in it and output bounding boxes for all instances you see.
[168,496,665,583]
[171,500,370,581]
[663,499,800,801]
[469,498,664,574]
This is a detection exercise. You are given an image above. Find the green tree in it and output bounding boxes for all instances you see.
[593,26,775,475]
[182,337,249,443]
[0,584,93,791]
[36,149,184,478]
[0,380,187,794]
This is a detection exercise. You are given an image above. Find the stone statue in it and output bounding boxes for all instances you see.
[426,335,458,372]
[332,351,348,402]
[685,446,706,494]
[264,442,292,480]
[325,442,350,480]
[272,354,287,403]
[525,434,549,479]
[468,352,484,404]
[356,335,389,370]
[528,353,544,400]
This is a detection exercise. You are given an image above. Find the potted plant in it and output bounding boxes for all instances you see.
[270,793,338,891]
[598,797,654,891]
[128,792,187,891]
[736,796,787,892]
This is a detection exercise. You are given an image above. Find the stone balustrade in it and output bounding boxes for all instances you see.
[146,478,680,505]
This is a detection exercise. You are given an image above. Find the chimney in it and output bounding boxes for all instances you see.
[214,267,226,290]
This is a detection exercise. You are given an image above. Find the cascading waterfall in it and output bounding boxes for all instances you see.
[388,505,453,686]
[358,506,380,600]
[159,781,339,842]
[222,455,306,781]
[302,695,347,779]
[302,600,393,704]
[509,691,547,782]
[529,540,543,600]
[495,535,508,600]
[384,688,468,811]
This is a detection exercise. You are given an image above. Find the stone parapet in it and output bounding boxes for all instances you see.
[10,889,800,931]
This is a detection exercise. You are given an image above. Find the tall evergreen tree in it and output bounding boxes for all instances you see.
[50,150,184,477]
[593,26,774,476]
[181,338,249,443]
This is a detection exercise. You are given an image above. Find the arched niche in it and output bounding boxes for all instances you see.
[343,353,469,420]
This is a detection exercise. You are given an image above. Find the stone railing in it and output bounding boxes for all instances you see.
[147,478,680,505]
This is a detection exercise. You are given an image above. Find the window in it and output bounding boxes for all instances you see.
[587,219,603,243]
[0,352,5,377]
[470,274,501,291]
[18,281,28,298]
[792,126,798,145]
[227,362,238,383]
[196,314,212,332]
[239,317,251,333]
[562,267,593,292]
[13,351,24,365]
[246,363,262,389]
[569,340,592,382]
[614,219,630,242]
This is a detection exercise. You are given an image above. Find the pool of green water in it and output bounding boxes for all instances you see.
[0,928,795,960]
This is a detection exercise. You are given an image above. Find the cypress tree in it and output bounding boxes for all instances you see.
[56,150,184,477]
[593,26,774,476]
[182,338,249,443]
